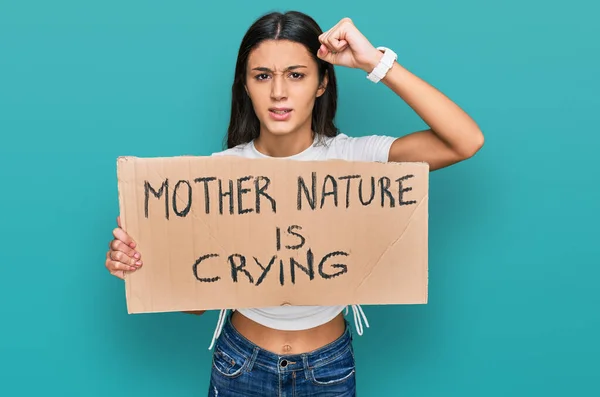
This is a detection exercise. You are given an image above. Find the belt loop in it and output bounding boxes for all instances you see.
[302,354,310,380]
[246,346,259,372]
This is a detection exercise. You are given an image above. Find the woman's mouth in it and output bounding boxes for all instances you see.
[269,108,293,120]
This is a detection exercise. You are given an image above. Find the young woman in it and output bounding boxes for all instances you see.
[105,10,484,396]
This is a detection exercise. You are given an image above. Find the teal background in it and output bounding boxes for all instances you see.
[1,0,598,395]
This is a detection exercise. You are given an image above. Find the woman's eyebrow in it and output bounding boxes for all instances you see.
[251,65,308,72]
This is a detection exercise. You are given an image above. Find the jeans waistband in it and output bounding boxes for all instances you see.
[218,313,353,372]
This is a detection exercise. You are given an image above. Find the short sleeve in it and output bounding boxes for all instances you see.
[334,134,396,162]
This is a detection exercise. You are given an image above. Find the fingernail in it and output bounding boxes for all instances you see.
[136,260,142,266]
[134,252,140,259]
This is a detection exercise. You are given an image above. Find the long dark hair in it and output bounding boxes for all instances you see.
[225,11,339,149]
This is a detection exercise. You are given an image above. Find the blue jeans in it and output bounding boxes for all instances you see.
[208,314,356,396]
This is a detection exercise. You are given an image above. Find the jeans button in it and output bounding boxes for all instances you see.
[280,359,288,367]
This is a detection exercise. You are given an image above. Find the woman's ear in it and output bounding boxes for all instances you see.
[316,71,328,97]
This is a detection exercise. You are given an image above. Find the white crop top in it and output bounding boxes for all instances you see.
[207,132,396,349]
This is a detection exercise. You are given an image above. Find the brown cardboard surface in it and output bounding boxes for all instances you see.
[116,155,429,313]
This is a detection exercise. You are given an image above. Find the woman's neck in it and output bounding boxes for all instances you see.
[253,128,314,158]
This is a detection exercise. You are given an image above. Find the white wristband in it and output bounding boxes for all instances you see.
[366,47,397,83]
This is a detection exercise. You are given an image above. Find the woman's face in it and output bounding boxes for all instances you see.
[245,39,327,141]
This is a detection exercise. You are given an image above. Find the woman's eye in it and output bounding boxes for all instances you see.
[290,72,304,79]
[255,74,269,80]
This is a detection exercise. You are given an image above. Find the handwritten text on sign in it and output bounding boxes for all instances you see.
[142,172,417,287]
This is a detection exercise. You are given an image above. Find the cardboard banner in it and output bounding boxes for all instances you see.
[116,155,429,313]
